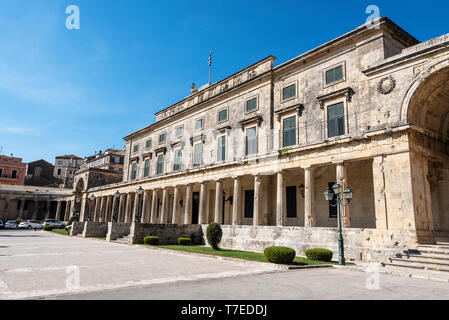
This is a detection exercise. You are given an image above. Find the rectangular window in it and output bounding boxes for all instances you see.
[131,163,137,180]
[193,143,202,167]
[175,126,183,137]
[144,159,150,177]
[244,190,254,218]
[245,97,258,113]
[159,133,166,144]
[57,169,61,176]
[325,65,343,85]
[217,135,226,162]
[286,186,297,218]
[115,156,120,163]
[146,139,152,149]
[133,145,139,153]
[0,168,2,176]
[157,155,164,175]
[218,109,228,122]
[328,182,337,218]
[57,160,63,165]
[245,127,257,156]
[195,118,204,131]
[283,116,296,147]
[282,83,296,101]
[174,149,182,171]
[327,102,345,138]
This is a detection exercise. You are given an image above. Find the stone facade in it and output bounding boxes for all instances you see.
[72,17,449,263]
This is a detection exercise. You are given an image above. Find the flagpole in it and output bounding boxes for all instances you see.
[208,50,212,85]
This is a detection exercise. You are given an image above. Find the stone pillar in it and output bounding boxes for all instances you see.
[69,199,75,219]
[160,188,168,224]
[336,162,350,227]
[184,184,192,224]
[80,195,89,222]
[45,200,51,220]
[125,193,132,223]
[150,190,158,224]
[304,167,315,227]
[276,171,285,226]
[253,175,262,226]
[111,195,119,222]
[118,193,126,222]
[55,201,62,221]
[64,201,71,221]
[32,200,38,220]
[92,198,99,222]
[214,180,223,223]
[18,198,25,219]
[198,182,207,224]
[232,177,241,225]
[105,196,112,222]
[372,156,388,229]
[2,198,9,221]
[141,191,150,223]
[132,192,140,223]
[98,197,106,222]
[171,186,180,224]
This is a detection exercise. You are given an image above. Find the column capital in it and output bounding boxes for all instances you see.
[332,160,345,165]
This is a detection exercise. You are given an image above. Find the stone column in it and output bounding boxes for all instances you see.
[232,176,241,225]
[69,199,75,219]
[55,201,62,221]
[118,193,126,222]
[171,186,180,224]
[18,198,25,219]
[125,193,132,223]
[2,198,9,221]
[45,200,51,220]
[80,195,89,222]
[184,184,192,224]
[32,200,38,220]
[98,197,106,222]
[132,192,140,223]
[253,174,262,226]
[92,198,99,221]
[105,196,112,222]
[214,180,223,223]
[336,162,350,227]
[64,201,71,221]
[111,195,119,222]
[150,190,158,224]
[198,182,207,224]
[276,171,285,226]
[304,167,315,227]
[372,156,388,229]
[160,188,168,224]
[141,190,150,223]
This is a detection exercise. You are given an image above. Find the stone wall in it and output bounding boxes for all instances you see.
[106,222,131,241]
[70,221,84,236]
[82,222,108,238]
[129,223,203,245]
[201,225,418,263]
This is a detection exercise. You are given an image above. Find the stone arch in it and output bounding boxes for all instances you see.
[75,177,85,193]
[401,58,449,139]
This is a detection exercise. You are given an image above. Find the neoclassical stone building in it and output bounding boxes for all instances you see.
[72,17,449,262]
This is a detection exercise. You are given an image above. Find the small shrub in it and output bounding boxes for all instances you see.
[305,248,333,262]
[144,236,159,245]
[177,237,192,246]
[264,246,296,264]
[206,222,222,250]
[43,225,54,231]
[16,218,24,224]
[67,215,79,226]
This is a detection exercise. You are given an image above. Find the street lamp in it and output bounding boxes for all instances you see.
[113,191,120,223]
[323,183,352,266]
[88,194,95,222]
[135,187,144,223]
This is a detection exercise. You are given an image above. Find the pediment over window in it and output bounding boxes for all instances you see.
[154,147,167,155]
[317,87,354,109]
[239,115,263,129]
[190,134,206,146]
[275,104,305,121]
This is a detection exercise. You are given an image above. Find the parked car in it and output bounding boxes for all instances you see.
[5,220,19,229]
[18,220,43,229]
[0,220,3,229]
[43,219,65,229]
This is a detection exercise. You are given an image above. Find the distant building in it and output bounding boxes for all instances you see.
[79,148,124,173]
[0,155,27,185]
[25,159,62,187]
[53,155,83,188]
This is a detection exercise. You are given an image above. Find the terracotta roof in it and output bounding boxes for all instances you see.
[55,154,82,160]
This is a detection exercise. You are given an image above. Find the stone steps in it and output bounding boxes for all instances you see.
[384,260,449,272]
[114,235,130,244]
[391,256,449,267]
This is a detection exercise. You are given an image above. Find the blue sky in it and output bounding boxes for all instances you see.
[0,0,447,163]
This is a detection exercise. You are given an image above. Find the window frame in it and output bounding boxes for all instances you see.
[324,62,346,87]
[158,132,166,145]
[131,163,137,180]
[281,81,298,102]
[156,154,164,175]
[173,148,182,171]
[282,115,297,147]
[217,134,227,162]
[245,126,258,156]
[244,95,259,114]
[193,143,203,167]
[145,139,152,149]
[327,101,346,138]
[217,107,229,123]
[194,117,205,132]
[175,125,184,138]
[143,158,150,178]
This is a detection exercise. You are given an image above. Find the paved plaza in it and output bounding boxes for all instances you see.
[1,230,449,300]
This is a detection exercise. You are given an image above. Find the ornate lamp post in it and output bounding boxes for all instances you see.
[88,194,95,222]
[324,183,352,266]
[72,196,81,220]
[113,191,120,223]
[135,187,144,223]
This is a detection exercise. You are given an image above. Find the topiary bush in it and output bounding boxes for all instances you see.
[177,237,192,246]
[264,246,296,264]
[43,225,54,231]
[67,215,79,227]
[305,248,333,262]
[144,236,159,245]
[206,222,222,250]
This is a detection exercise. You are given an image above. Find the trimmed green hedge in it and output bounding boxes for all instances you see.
[177,237,192,246]
[264,246,296,264]
[67,215,79,227]
[206,222,222,250]
[144,236,159,245]
[305,248,333,262]
[43,225,54,231]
